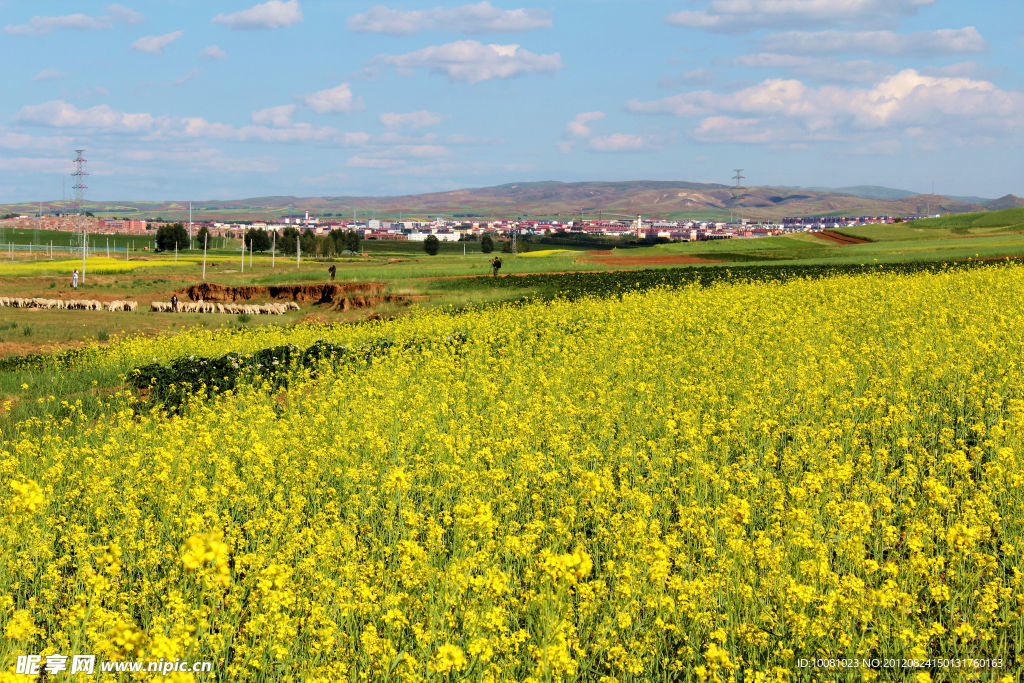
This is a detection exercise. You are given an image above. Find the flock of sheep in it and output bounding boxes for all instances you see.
[150,300,300,315]
[0,296,300,316]
[0,296,137,312]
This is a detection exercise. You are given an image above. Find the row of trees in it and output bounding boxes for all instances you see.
[422,233,533,255]
[154,224,360,255]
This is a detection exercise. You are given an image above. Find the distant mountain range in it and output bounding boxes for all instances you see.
[3,181,1022,221]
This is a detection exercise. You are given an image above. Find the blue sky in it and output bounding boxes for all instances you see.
[1,0,1022,202]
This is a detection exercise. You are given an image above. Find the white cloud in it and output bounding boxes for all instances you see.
[759,27,987,56]
[171,68,202,86]
[301,83,364,114]
[380,111,444,129]
[212,0,303,30]
[379,41,561,83]
[5,6,142,35]
[200,44,226,60]
[131,30,184,55]
[106,4,144,25]
[734,53,896,84]
[565,111,604,138]
[665,0,936,33]
[252,105,296,127]
[32,68,66,82]
[348,2,551,35]
[627,69,1024,144]
[15,100,160,132]
[5,13,110,36]
[12,99,356,145]
[588,133,656,152]
[177,117,336,143]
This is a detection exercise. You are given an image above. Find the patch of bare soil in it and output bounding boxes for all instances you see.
[814,231,871,245]
[576,255,724,266]
[177,282,386,303]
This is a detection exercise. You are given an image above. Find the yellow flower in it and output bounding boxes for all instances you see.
[3,610,39,641]
[429,644,467,674]
[9,479,45,514]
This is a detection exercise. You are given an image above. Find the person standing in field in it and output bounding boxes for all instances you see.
[72,269,79,289]
[171,294,179,312]
[328,264,336,281]
[491,257,502,278]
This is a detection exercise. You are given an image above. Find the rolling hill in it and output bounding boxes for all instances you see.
[2,181,1021,222]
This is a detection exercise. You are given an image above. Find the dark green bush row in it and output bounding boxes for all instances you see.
[0,347,91,372]
[130,333,469,412]
[444,257,1024,300]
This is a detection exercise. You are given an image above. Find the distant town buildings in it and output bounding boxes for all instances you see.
[0,210,932,244]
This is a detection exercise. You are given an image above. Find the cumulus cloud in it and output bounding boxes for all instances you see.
[665,0,936,33]
[759,27,987,56]
[32,68,66,82]
[588,133,656,152]
[15,100,160,132]
[565,111,604,138]
[212,0,303,30]
[301,83,364,114]
[5,6,142,35]
[106,4,144,25]
[178,117,336,143]
[252,105,296,127]
[12,99,359,145]
[200,44,227,60]
[131,30,184,55]
[379,41,561,83]
[380,111,444,129]
[348,2,551,35]
[5,13,111,36]
[627,69,1024,144]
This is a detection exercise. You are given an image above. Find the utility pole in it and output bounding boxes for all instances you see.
[202,233,208,280]
[271,231,276,268]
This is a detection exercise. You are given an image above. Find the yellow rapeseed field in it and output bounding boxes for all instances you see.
[3,266,1024,681]
[0,257,196,277]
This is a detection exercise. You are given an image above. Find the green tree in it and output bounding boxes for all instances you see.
[300,228,318,257]
[328,228,347,255]
[246,228,271,252]
[344,229,360,252]
[481,234,494,253]
[196,226,212,249]
[278,227,300,255]
[156,223,189,251]
[423,235,440,256]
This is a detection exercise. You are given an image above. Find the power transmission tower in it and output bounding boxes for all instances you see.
[72,150,89,282]
[72,150,88,214]
[733,169,745,188]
